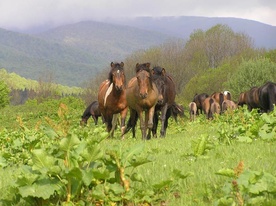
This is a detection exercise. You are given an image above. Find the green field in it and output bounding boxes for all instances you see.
[0,97,276,205]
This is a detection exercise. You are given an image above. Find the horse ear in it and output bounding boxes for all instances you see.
[111,62,114,68]
[136,63,140,68]
[146,63,151,68]
[120,62,124,67]
[151,68,155,75]
[161,68,166,76]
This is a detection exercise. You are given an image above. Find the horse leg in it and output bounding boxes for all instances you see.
[92,115,97,125]
[151,112,158,138]
[120,107,128,139]
[110,114,119,138]
[160,104,168,137]
[138,110,146,140]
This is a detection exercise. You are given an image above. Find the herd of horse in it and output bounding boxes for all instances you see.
[81,61,276,139]
[81,62,183,140]
[190,81,276,120]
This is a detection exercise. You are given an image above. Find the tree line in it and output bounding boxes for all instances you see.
[1,24,276,108]
[84,24,276,105]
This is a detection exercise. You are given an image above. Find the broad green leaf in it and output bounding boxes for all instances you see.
[122,143,145,166]
[215,168,236,177]
[109,182,125,195]
[60,134,80,152]
[82,168,94,186]
[173,169,194,179]
[32,149,57,175]
[153,179,173,191]
[18,178,62,199]
[236,135,252,143]
[127,156,152,168]
[130,172,144,182]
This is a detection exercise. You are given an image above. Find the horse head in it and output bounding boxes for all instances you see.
[135,63,153,99]
[152,66,166,105]
[109,62,126,91]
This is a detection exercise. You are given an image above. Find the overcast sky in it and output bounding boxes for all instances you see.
[1,0,276,31]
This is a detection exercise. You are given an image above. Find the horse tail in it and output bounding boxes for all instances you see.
[208,98,214,119]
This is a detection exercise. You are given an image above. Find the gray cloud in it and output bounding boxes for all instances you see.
[0,0,275,31]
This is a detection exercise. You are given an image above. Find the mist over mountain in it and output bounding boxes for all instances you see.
[1,16,275,87]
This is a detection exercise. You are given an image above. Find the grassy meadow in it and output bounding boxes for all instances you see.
[0,97,276,205]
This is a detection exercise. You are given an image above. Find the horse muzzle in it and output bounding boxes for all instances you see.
[139,92,148,99]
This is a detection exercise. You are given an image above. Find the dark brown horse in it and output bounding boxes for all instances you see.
[124,63,159,140]
[246,86,260,112]
[150,66,176,138]
[193,93,209,115]
[171,102,184,122]
[258,81,276,113]
[80,101,102,125]
[238,92,247,107]
[98,62,128,138]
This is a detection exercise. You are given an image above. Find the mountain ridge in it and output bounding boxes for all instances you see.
[1,16,276,87]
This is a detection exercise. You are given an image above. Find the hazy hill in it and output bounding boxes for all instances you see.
[0,21,172,86]
[105,16,276,49]
[1,16,276,87]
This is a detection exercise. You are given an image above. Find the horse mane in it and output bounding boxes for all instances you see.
[108,62,125,83]
[135,63,151,74]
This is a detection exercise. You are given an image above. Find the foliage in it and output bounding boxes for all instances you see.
[0,102,192,205]
[224,58,276,99]
[216,161,276,205]
[0,80,10,108]
[216,107,276,144]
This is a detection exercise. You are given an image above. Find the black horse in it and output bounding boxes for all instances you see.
[80,101,102,125]
[258,81,276,113]
[150,66,176,138]
[193,93,209,115]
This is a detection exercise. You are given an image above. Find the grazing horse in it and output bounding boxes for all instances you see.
[246,86,260,112]
[151,66,176,138]
[171,102,184,122]
[221,100,237,113]
[98,62,128,138]
[211,92,224,112]
[192,93,209,115]
[202,97,220,119]
[189,102,197,121]
[238,92,247,107]
[80,101,102,125]
[124,63,159,140]
[258,81,276,113]
[223,91,232,101]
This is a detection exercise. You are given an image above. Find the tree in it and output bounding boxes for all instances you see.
[224,58,276,99]
[0,81,10,108]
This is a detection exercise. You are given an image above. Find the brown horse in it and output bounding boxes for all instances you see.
[80,101,102,125]
[150,66,176,138]
[238,92,247,107]
[189,102,197,121]
[246,86,260,112]
[211,92,224,112]
[221,100,237,113]
[192,93,209,115]
[98,62,128,138]
[202,97,220,119]
[124,63,159,140]
[223,91,232,101]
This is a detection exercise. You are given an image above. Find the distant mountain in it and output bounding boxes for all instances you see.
[0,21,172,86]
[1,16,276,87]
[104,16,276,49]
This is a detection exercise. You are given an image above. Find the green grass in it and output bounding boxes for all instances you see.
[0,97,276,205]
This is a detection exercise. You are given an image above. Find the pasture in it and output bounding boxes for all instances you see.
[0,97,276,205]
